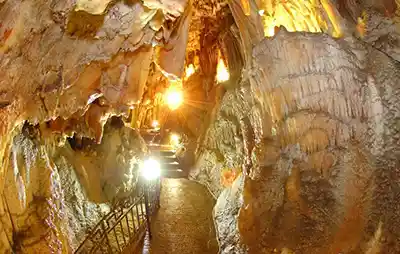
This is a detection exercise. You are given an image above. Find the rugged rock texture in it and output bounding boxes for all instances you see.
[0,0,192,177]
[0,118,146,253]
[193,1,400,253]
[0,0,192,252]
[214,174,246,254]
[1,0,400,253]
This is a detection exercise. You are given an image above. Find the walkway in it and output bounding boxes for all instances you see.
[135,178,219,254]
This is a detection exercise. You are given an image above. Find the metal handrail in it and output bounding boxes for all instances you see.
[94,196,146,253]
[74,179,160,253]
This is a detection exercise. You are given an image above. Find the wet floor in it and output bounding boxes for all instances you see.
[134,178,219,254]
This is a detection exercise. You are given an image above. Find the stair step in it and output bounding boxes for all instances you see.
[157,151,176,157]
[161,169,186,178]
[160,149,175,154]
[162,162,181,169]
[144,141,186,178]
[163,168,183,172]
[150,152,176,159]
[148,144,174,150]
[159,156,177,163]
[150,148,175,153]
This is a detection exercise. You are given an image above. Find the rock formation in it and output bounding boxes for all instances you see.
[1,0,400,253]
[0,117,147,253]
[192,0,400,253]
[0,0,191,252]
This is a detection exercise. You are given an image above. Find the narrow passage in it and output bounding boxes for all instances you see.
[135,178,219,254]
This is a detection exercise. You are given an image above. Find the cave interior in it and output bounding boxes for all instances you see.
[0,0,400,253]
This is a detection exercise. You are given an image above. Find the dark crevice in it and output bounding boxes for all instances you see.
[67,135,97,151]
[0,101,11,108]
[66,10,106,39]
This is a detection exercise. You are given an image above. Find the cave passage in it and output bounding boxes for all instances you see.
[2,0,400,253]
[135,179,218,254]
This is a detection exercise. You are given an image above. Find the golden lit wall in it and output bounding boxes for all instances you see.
[242,0,342,37]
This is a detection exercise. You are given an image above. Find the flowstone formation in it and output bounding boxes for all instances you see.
[0,117,147,253]
[1,0,400,253]
[192,0,400,253]
[0,0,193,252]
[0,0,192,165]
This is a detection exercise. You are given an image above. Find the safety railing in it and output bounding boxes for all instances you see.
[74,179,161,254]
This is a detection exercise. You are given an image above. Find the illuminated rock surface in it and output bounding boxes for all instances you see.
[0,118,146,253]
[191,1,400,254]
[1,0,400,253]
[0,0,189,251]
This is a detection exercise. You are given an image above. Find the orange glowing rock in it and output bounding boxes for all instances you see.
[2,29,12,41]
[48,117,68,133]
[240,0,251,16]
[184,64,195,79]
[356,21,366,38]
[221,168,241,187]
[356,12,367,38]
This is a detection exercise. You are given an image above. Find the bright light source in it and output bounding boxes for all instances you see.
[258,9,265,16]
[170,133,180,147]
[185,64,195,79]
[151,120,159,129]
[216,54,230,83]
[141,158,161,180]
[170,133,183,150]
[165,87,183,110]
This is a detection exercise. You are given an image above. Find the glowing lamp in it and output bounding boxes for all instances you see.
[170,133,180,147]
[165,87,183,110]
[185,64,195,79]
[216,57,230,83]
[151,120,159,129]
[140,158,161,180]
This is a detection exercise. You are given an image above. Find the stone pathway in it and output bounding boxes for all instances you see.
[134,178,219,254]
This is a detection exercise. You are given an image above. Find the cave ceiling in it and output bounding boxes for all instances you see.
[0,0,399,185]
[0,0,400,253]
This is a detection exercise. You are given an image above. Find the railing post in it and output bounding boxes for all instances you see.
[143,181,153,239]
[101,221,113,253]
[157,178,161,208]
[75,172,161,253]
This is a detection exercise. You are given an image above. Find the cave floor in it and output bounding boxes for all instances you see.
[133,178,219,254]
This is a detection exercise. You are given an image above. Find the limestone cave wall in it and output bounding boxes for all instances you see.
[1,0,400,253]
[0,0,192,252]
[0,118,147,253]
[192,0,400,253]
